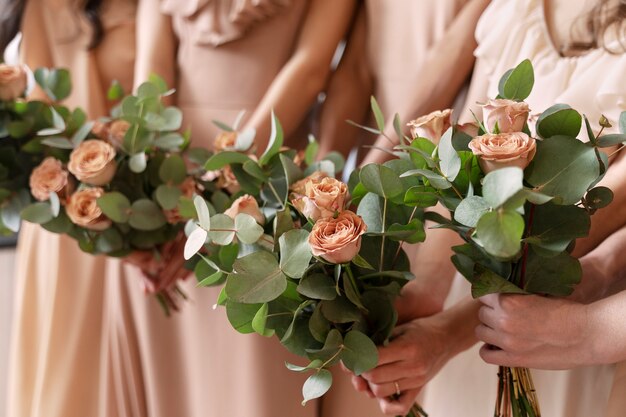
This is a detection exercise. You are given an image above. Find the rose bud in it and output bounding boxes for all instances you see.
[457,122,480,138]
[291,177,348,221]
[407,109,453,143]
[290,171,328,195]
[0,64,27,101]
[224,194,265,225]
[481,99,530,133]
[29,157,70,202]
[68,139,117,186]
[107,120,131,148]
[65,187,112,231]
[214,131,238,151]
[469,132,537,174]
[308,210,367,264]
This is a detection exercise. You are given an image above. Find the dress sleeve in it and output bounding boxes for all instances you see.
[594,53,626,128]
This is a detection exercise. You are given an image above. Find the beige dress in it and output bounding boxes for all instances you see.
[420,0,626,415]
[98,2,376,416]
[7,1,137,417]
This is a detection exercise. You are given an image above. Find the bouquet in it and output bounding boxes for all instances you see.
[390,60,625,416]
[0,66,219,312]
[184,114,429,417]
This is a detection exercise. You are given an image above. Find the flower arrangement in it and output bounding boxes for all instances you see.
[184,113,429,417]
[0,66,222,311]
[388,59,625,416]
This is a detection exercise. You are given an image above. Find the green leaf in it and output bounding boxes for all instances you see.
[320,297,361,323]
[154,133,185,150]
[159,154,187,185]
[280,153,303,188]
[322,151,345,173]
[226,251,288,303]
[97,192,131,223]
[20,202,53,224]
[226,301,263,334]
[273,207,294,249]
[234,213,264,244]
[585,186,613,210]
[49,192,60,217]
[404,185,439,208]
[302,370,332,405]
[107,79,124,101]
[161,107,183,131]
[407,137,437,169]
[297,273,337,300]
[523,250,581,296]
[454,196,491,227]
[360,164,403,199]
[194,195,211,230]
[385,219,426,243]
[252,303,274,337]
[129,199,167,231]
[184,228,208,260]
[525,203,590,253]
[356,193,383,233]
[204,151,251,171]
[475,210,524,259]
[620,111,626,134]
[34,68,72,101]
[305,136,319,166]
[370,96,385,132]
[470,269,527,298]
[242,160,268,182]
[259,111,284,166]
[155,185,182,210]
[286,359,324,373]
[70,121,94,147]
[596,134,626,148]
[41,137,73,149]
[536,104,582,139]
[341,330,379,375]
[207,214,235,245]
[438,128,461,181]
[498,59,534,101]
[401,169,451,189]
[525,135,600,205]
[95,228,124,253]
[482,167,524,208]
[279,229,312,278]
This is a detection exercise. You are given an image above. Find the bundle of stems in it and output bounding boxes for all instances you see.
[494,366,541,417]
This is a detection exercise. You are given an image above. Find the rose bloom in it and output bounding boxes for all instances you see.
[0,64,27,101]
[469,132,537,174]
[68,139,117,186]
[66,187,112,231]
[290,171,328,195]
[214,131,238,151]
[29,157,70,202]
[482,99,530,133]
[216,165,241,194]
[457,122,480,138]
[407,109,452,143]
[308,210,367,264]
[224,194,265,225]
[92,119,130,148]
[292,177,348,221]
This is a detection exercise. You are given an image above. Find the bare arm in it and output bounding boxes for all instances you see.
[20,0,53,100]
[133,0,177,96]
[317,6,373,159]
[243,0,357,151]
[362,0,491,165]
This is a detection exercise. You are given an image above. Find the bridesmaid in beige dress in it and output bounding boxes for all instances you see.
[6,1,142,416]
[100,2,377,417]
[352,0,626,415]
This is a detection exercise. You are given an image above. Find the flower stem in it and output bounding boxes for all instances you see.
[379,198,388,272]
[267,181,285,210]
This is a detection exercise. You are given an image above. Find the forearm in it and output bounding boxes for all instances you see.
[588,290,626,364]
[436,296,481,356]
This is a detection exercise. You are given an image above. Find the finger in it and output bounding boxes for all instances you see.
[479,343,524,367]
[368,377,424,399]
[474,324,506,348]
[479,293,500,308]
[478,305,500,329]
[362,360,426,385]
[375,340,409,367]
[377,388,421,416]
[351,376,373,398]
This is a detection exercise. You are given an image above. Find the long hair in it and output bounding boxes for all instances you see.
[0,0,104,54]
[568,0,626,54]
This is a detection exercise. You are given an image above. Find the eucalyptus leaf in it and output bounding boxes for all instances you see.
[155,185,182,210]
[370,96,385,132]
[482,167,524,208]
[226,251,287,303]
[341,330,379,375]
[360,164,403,199]
[279,229,312,278]
[204,151,251,171]
[536,104,582,139]
[49,191,60,217]
[401,169,451,189]
[297,273,337,300]
[129,152,147,173]
[454,196,491,227]
[159,154,187,185]
[234,213,264,244]
[438,128,461,181]
[207,214,236,245]
[194,195,211,230]
[585,186,613,210]
[475,210,524,259]
[470,269,527,298]
[498,59,534,101]
[524,250,582,296]
[302,370,332,405]
[20,202,54,224]
[184,228,208,260]
[252,303,274,337]
[226,301,263,334]
[128,199,167,231]
[259,111,284,166]
[97,192,131,223]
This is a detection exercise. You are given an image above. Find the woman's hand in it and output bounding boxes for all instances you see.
[350,298,480,415]
[476,293,596,369]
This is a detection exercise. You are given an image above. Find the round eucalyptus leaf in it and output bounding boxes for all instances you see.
[128,199,167,231]
[161,107,183,131]
[454,196,491,227]
[482,167,524,208]
[193,195,211,230]
[340,330,379,375]
[302,370,332,405]
[159,154,187,185]
[297,273,337,300]
[184,227,208,260]
[20,202,54,224]
[234,213,264,244]
[279,229,312,278]
[475,209,524,259]
[207,214,235,245]
[585,186,613,210]
[155,184,182,210]
[154,133,185,150]
[225,251,287,303]
[360,164,403,199]
[129,152,147,173]
[97,192,131,223]
[536,104,582,139]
